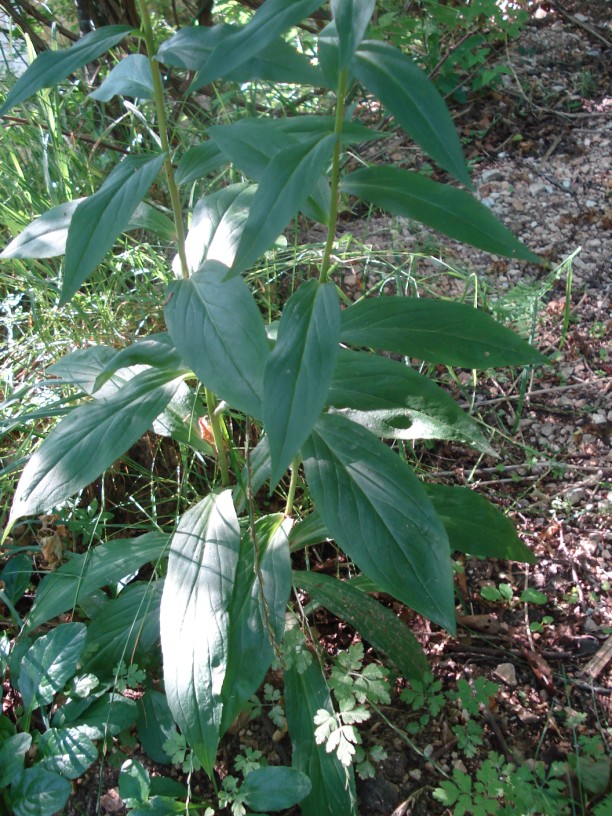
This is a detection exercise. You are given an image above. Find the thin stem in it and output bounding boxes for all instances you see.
[137,0,189,279]
[284,456,300,516]
[320,68,349,283]
[205,388,230,487]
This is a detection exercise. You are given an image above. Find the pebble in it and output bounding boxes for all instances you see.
[482,169,503,182]
[585,199,597,208]
[495,663,518,686]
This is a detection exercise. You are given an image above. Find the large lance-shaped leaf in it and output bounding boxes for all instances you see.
[158,24,322,86]
[192,0,324,87]
[340,298,546,368]
[295,571,429,681]
[424,483,535,563]
[18,623,87,712]
[354,41,471,187]
[89,54,153,101]
[62,153,166,302]
[164,260,269,417]
[264,280,340,485]
[10,368,182,523]
[331,0,375,70]
[0,26,134,116]
[341,166,540,262]
[328,349,494,454]
[231,133,337,274]
[27,532,169,631]
[208,119,290,181]
[285,659,357,816]
[175,183,257,274]
[161,493,240,775]
[219,513,292,732]
[303,413,455,631]
[1,199,173,261]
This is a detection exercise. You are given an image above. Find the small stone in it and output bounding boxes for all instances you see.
[453,759,468,774]
[481,196,495,209]
[482,169,503,182]
[566,487,587,505]
[585,199,597,208]
[495,662,518,686]
[574,13,589,22]
[409,769,422,781]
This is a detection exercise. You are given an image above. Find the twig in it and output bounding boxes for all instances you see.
[547,0,612,49]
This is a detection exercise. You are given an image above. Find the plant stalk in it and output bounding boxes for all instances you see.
[320,68,348,283]
[205,388,230,487]
[284,456,300,516]
[137,0,189,279]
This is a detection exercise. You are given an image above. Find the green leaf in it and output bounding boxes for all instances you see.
[303,413,455,631]
[424,483,535,563]
[159,25,323,86]
[264,280,340,484]
[294,571,429,681]
[47,346,121,396]
[0,26,134,116]
[220,513,292,732]
[331,0,375,70]
[354,41,471,187]
[0,554,32,605]
[231,133,337,274]
[285,659,357,816]
[90,54,153,101]
[341,166,540,262]
[1,198,173,260]
[208,119,289,181]
[520,588,548,604]
[18,623,87,712]
[10,766,71,816]
[178,183,257,273]
[10,368,182,523]
[39,728,98,779]
[175,141,225,187]
[160,492,239,775]
[340,298,546,368]
[192,0,325,87]
[83,581,162,676]
[164,260,269,417]
[53,692,137,739]
[137,690,176,765]
[328,349,494,454]
[119,759,151,806]
[62,153,166,302]
[161,495,291,774]
[93,334,185,392]
[0,733,31,788]
[27,532,169,631]
[242,766,312,811]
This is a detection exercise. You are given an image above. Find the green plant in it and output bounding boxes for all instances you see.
[0,1,544,812]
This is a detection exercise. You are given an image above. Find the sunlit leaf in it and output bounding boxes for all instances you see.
[90,54,153,101]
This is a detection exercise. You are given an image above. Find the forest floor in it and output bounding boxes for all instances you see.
[5,2,611,815]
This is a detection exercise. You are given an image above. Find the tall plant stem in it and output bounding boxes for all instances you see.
[205,388,230,487]
[320,68,348,284]
[137,0,189,279]
[284,456,300,516]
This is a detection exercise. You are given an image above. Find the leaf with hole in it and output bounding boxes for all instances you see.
[264,280,340,484]
[341,166,540,261]
[303,413,455,631]
[0,26,134,116]
[328,349,494,454]
[164,260,269,417]
[10,367,183,523]
[354,41,471,187]
[62,153,166,302]
[340,298,546,368]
